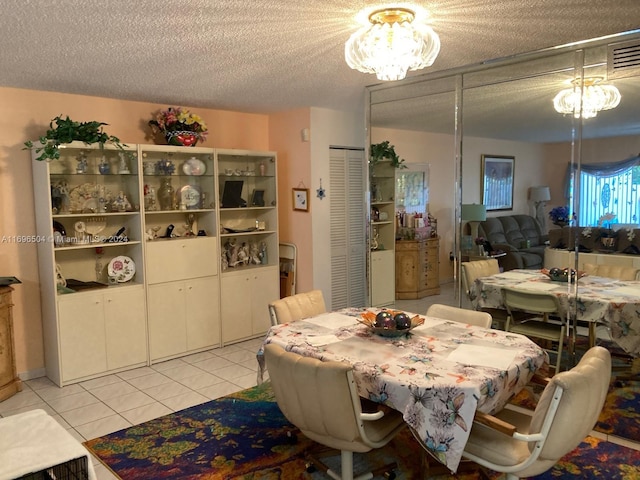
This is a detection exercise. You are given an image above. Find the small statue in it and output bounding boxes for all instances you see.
[118,152,130,174]
[76,152,88,173]
[226,238,239,266]
[249,241,261,264]
[145,226,161,241]
[238,242,249,265]
[112,191,132,212]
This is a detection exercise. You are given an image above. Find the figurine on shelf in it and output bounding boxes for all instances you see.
[118,152,130,174]
[225,238,239,267]
[145,226,161,241]
[221,250,228,271]
[237,242,249,266]
[184,213,195,236]
[76,152,88,173]
[112,191,131,212]
[99,156,110,174]
[249,241,261,265]
[259,241,268,264]
[144,184,157,211]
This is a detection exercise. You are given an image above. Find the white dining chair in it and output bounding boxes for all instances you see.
[462,346,611,479]
[268,289,326,326]
[583,263,640,281]
[502,287,565,373]
[426,303,492,328]
[461,260,509,329]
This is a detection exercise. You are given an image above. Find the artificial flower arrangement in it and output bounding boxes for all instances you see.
[148,107,208,146]
[549,206,570,225]
[597,212,617,229]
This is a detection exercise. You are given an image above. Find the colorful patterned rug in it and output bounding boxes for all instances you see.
[85,382,640,479]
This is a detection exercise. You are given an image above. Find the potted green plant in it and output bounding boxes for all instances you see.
[24,115,126,161]
[370,141,406,169]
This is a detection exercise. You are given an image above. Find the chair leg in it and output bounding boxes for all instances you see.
[341,450,355,480]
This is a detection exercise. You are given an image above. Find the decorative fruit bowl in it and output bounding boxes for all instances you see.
[541,267,587,282]
[358,309,425,337]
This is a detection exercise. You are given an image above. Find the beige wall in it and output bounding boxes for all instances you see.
[1,86,270,377]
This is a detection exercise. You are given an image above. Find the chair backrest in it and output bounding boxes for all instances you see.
[426,303,492,328]
[264,343,371,451]
[461,259,500,299]
[268,289,326,325]
[526,346,611,469]
[583,263,640,281]
[501,287,560,315]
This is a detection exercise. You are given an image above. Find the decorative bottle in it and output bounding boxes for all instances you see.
[157,177,175,211]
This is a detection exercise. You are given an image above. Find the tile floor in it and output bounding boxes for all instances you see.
[1,281,637,479]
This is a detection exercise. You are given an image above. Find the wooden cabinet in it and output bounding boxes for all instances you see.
[57,287,146,382]
[220,266,279,344]
[395,238,440,299]
[0,287,22,401]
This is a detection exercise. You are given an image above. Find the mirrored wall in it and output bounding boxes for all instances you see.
[367,29,640,359]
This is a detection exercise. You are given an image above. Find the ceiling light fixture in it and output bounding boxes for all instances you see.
[345,6,440,82]
[553,77,621,119]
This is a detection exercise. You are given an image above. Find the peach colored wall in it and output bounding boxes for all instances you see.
[268,109,313,293]
[0,86,269,377]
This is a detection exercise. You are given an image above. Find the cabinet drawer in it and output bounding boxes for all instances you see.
[146,237,218,283]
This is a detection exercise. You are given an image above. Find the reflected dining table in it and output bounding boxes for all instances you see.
[260,307,547,472]
[472,269,640,356]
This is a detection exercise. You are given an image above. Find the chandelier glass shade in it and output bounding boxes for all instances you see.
[553,77,621,119]
[345,7,440,82]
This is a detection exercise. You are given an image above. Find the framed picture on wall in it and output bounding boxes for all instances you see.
[481,155,514,211]
[293,188,309,212]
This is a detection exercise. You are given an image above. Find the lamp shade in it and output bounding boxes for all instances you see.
[461,204,487,222]
[529,186,550,202]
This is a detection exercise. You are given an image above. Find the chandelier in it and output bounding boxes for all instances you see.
[553,77,621,119]
[345,6,440,82]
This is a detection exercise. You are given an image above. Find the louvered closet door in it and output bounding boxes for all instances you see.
[329,148,366,309]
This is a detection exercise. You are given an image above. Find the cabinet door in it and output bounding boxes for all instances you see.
[104,288,147,370]
[371,250,395,306]
[148,282,187,361]
[221,273,252,343]
[58,294,107,382]
[146,238,218,284]
[396,247,419,293]
[251,267,279,335]
[185,276,220,351]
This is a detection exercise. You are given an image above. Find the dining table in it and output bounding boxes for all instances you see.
[260,307,547,473]
[472,269,640,356]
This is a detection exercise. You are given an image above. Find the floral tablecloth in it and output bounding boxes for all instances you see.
[262,307,546,472]
[472,269,640,356]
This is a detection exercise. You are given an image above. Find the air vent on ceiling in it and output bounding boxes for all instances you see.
[608,39,640,79]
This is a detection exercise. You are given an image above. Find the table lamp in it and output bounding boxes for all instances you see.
[529,186,550,231]
[462,204,487,253]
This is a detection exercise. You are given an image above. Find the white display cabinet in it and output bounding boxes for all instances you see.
[140,145,221,363]
[31,142,147,386]
[216,149,279,343]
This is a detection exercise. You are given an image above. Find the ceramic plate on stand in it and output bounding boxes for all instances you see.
[183,157,206,176]
[107,256,135,282]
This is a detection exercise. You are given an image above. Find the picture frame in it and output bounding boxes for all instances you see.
[481,154,514,211]
[293,188,309,212]
[250,189,265,207]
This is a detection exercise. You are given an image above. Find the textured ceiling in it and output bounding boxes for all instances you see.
[0,0,638,117]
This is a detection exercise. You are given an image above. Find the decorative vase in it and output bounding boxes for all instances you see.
[157,177,175,211]
[165,131,198,147]
[553,220,568,227]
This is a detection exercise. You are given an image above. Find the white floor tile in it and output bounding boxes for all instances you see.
[176,372,225,390]
[161,391,209,411]
[1,401,56,417]
[36,383,86,402]
[161,364,206,381]
[93,462,120,480]
[89,381,139,401]
[151,358,189,372]
[126,372,172,390]
[80,375,123,390]
[76,413,131,440]
[224,349,260,364]
[180,351,216,364]
[102,391,155,413]
[60,402,116,427]
[47,391,101,414]
[119,401,173,425]
[116,366,157,381]
[0,389,44,414]
[197,381,243,400]
[213,364,254,382]
[191,356,235,371]
[24,376,56,390]
[142,381,193,401]
[231,372,258,389]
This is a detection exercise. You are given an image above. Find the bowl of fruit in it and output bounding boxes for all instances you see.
[358,309,425,337]
[541,267,587,282]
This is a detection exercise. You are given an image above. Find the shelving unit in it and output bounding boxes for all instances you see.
[369,160,396,307]
[217,149,279,344]
[31,142,278,385]
[31,142,147,386]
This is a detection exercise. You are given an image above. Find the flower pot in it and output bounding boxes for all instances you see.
[165,131,198,147]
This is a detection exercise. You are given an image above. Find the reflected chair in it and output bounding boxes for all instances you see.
[502,287,565,373]
[461,259,509,329]
[583,263,640,281]
[462,346,611,480]
[426,303,492,328]
[264,343,406,480]
[268,289,326,326]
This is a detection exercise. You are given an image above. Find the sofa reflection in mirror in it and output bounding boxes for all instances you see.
[477,215,547,271]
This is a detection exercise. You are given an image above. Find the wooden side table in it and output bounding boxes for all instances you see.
[0,286,22,401]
